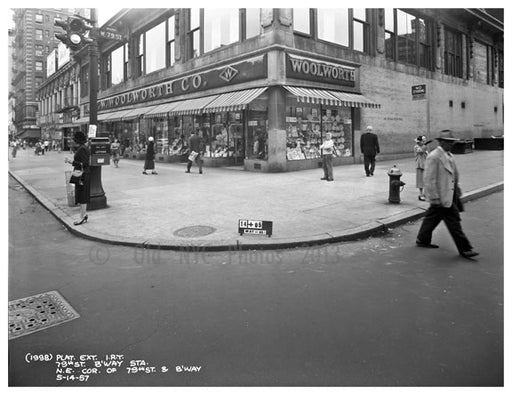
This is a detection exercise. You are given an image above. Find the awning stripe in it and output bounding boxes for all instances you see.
[284,86,380,109]
[202,87,268,113]
[170,95,220,116]
[145,102,182,118]
[122,106,160,120]
[98,109,133,122]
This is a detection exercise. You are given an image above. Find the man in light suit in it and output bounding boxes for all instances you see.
[360,125,380,176]
[416,130,479,258]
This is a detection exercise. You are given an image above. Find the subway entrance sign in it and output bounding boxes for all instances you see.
[412,84,426,100]
[238,219,273,237]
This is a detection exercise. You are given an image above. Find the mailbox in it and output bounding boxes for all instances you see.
[90,137,111,166]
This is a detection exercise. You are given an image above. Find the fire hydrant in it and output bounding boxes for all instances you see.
[387,165,406,204]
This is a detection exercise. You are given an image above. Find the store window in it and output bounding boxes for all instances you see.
[35,29,43,41]
[167,15,176,67]
[247,94,268,160]
[317,8,349,47]
[444,28,462,78]
[136,34,144,77]
[111,45,125,86]
[204,9,239,53]
[293,9,311,35]
[245,8,261,39]
[146,21,166,74]
[285,94,353,161]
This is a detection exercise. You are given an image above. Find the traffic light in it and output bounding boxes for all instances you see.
[54,15,94,51]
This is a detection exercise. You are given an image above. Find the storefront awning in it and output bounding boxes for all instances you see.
[201,87,268,113]
[17,129,41,139]
[283,86,380,109]
[145,102,182,119]
[98,109,133,122]
[122,105,160,120]
[169,96,220,116]
[75,117,89,124]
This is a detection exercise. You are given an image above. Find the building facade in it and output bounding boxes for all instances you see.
[37,8,504,172]
[11,8,78,142]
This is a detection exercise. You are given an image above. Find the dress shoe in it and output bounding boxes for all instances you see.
[320,177,328,180]
[327,179,334,182]
[185,170,191,173]
[142,171,148,175]
[74,215,88,226]
[460,250,479,259]
[416,241,439,248]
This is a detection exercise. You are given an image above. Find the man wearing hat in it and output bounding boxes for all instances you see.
[416,130,479,258]
[360,125,380,176]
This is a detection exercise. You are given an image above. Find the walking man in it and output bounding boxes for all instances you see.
[416,130,479,258]
[360,125,380,176]
[186,130,204,174]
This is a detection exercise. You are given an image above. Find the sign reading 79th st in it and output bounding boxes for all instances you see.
[238,219,273,237]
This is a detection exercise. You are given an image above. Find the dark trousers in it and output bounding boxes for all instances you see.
[187,154,203,172]
[322,154,333,180]
[363,154,376,175]
[416,204,473,253]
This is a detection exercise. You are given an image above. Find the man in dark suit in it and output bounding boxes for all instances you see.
[360,125,380,176]
[186,130,204,174]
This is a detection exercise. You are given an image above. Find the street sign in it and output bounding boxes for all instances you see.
[88,124,97,138]
[412,84,426,100]
[98,28,123,41]
[238,219,273,237]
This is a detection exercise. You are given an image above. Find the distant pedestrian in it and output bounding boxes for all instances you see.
[319,132,334,181]
[416,130,479,259]
[64,131,90,226]
[110,138,121,168]
[44,140,49,153]
[185,130,204,174]
[11,140,18,158]
[414,135,431,201]
[360,125,380,176]
[143,136,157,175]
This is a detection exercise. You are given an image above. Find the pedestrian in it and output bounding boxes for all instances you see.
[64,131,90,226]
[110,138,121,168]
[319,132,334,181]
[415,129,479,258]
[186,130,204,174]
[143,136,157,174]
[360,125,380,176]
[44,140,49,153]
[11,139,18,158]
[414,135,431,201]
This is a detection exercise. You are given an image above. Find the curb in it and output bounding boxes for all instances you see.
[9,171,503,251]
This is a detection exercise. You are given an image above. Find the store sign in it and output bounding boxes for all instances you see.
[46,50,57,78]
[238,219,273,237]
[98,54,268,111]
[287,54,356,87]
[412,84,426,100]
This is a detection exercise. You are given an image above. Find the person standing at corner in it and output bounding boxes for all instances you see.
[143,136,157,175]
[319,132,334,182]
[415,129,479,259]
[414,135,431,201]
[64,131,90,226]
[186,130,204,174]
[110,138,121,168]
[360,125,380,176]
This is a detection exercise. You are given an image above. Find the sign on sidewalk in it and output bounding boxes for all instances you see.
[412,84,426,100]
[238,219,273,237]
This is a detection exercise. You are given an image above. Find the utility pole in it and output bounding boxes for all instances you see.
[86,8,107,210]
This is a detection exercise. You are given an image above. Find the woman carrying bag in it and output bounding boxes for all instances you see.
[143,136,158,175]
[65,131,91,226]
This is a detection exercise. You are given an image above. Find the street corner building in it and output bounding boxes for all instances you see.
[13,8,503,172]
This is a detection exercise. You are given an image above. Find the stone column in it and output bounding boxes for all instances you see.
[266,86,287,172]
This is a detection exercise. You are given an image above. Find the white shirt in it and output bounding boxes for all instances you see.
[320,139,334,154]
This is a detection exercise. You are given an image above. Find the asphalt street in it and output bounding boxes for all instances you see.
[8,176,504,386]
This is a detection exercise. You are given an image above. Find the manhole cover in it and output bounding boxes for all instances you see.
[173,225,217,238]
[9,291,80,340]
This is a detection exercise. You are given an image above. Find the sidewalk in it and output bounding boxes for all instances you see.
[8,148,504,250]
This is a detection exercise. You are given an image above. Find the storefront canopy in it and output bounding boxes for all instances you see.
[98,109,134,122]
[122,105,160,121]
[283,86,380,109]
[17,129,41,139]
[201,87,268,113]
[169,96,219,116]
[144,102,182,119]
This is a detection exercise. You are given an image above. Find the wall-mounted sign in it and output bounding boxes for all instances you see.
[98,54,268,111]
[287,54,356,87]
[238,219,273,237]
[46,50,57,78]
[412,84,426,100]
[57,42,70,70]
[88,124,97,138]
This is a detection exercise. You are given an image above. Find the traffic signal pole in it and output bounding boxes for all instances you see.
[86,8,107,210]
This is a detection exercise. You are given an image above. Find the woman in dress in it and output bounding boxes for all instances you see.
[143,136,157,174]
[65,131,90,225]
[414,135,430,201]
[110,138,121,168]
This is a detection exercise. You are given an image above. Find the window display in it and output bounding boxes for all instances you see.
[286,102,353,160]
